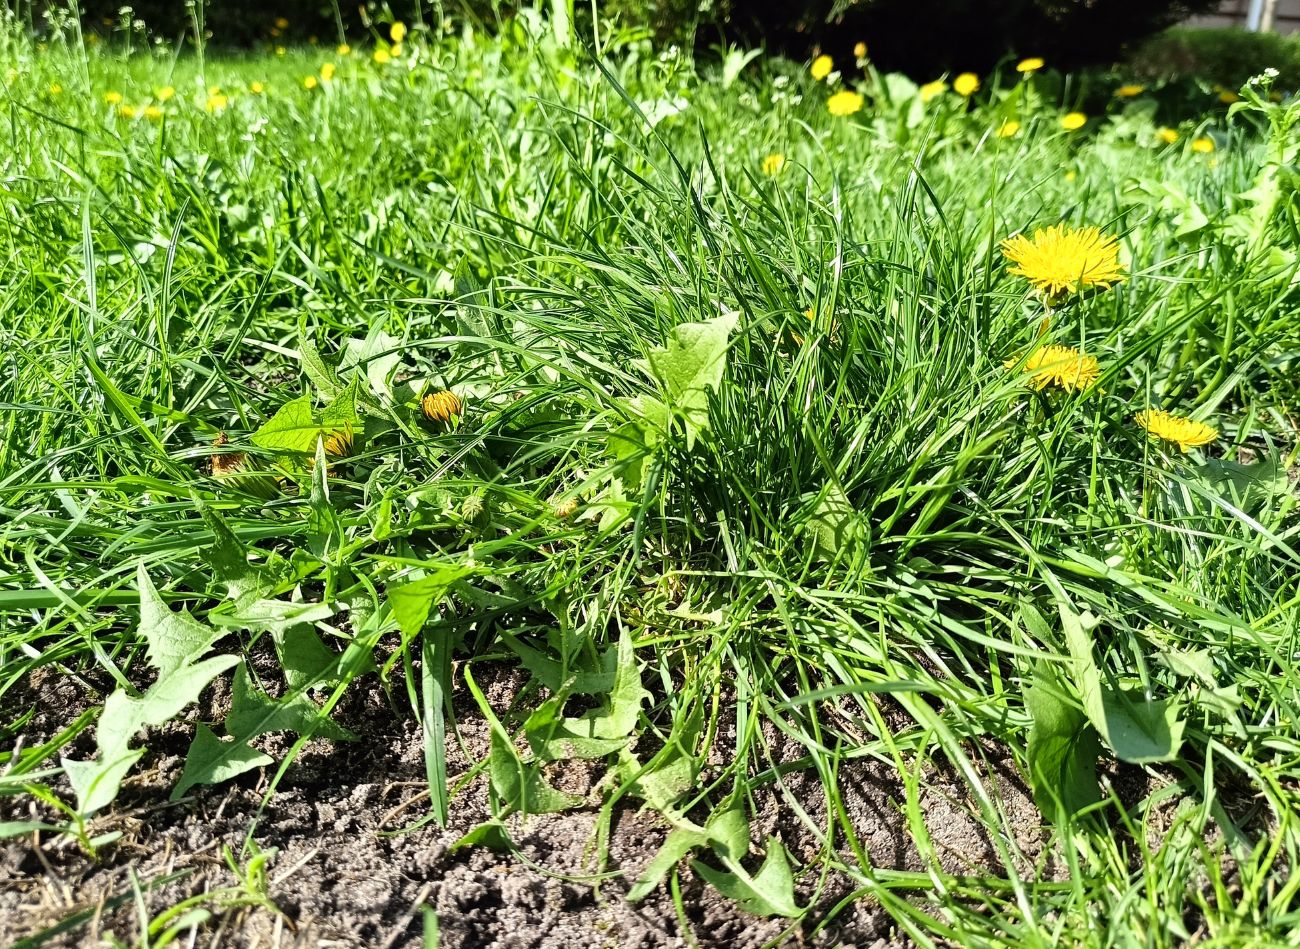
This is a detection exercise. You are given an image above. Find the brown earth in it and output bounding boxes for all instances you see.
[0,660,1049,948]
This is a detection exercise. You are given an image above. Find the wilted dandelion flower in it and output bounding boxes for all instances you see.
[1158,127,1179,144]
[554,497,579,519]
[1061,112,1086,131]
[1115,84,1145,98]
[390,21,407,43]
[1016,57,1044,73]
[211,434,278,497]
[853,42,868,59]
[1192,137,1215,153]
[762,153,786,175]
[1135,410,1218,452]
[827,90,864,116]
[1001,225,1125,297]
[996,119,1020,137]
[953,72,979,96]
[104,91,123,104]
[810,55,833,81]
[421,390,463,424]
[919,79,948,102]
[1005,344,1100,392]
[323,427,353,457]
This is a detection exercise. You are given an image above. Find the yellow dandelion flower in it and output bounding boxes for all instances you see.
[810,55,833,81]
[996,119,1021,138]
[338,43,352,55]
[1115,84,1145,98]
[1016,57,1044,74]
[205,93,228,113]
[827,90,864,117]
[48,83,63,95]
[920,79,948,102]
[1158,127,1179,144]
[953,72,979,97]
[250,81,265,94]
[854,42,868,59]
[390,43,403,57]
[1061,111,1087,131]
[274,16,289,29]
[1001,224,1126,297]
[421,390,463,424]
[144,105,164,121]
[1192,137,1215,153]
[117,104,138,119]
[323,427,353,457]
[1218,90,1239,104]
[1005,344,1100,393]
[762,153,786,176]
[320,62,336,81]
[270,27,282,38]
[103,91,123,104]
[208,84,222,96]
[275,46,287,56]
[156,85,175,101]
[1135,409,1218,452]
[373,47,391,65]
[304,75,318,89]
[390,21,407,43]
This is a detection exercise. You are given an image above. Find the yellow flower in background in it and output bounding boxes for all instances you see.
[1158,127,1179,144]
[274,17,289,29]
[156,85,175,101]
[421,390,463,424]
[1115,84,1146,98]
[250,81,265,94]
[373,48,391,65]
[1218,89,1239,104]
[1135,410,1218,452]
[762,153,786,175]
[320,62,337,81]
[48,82,63,95]
[205,93,228,112]
[117,104,138,119]
[853,42,868,59]
[996,120,1020,138]
[144,105,164,121]
[338,43,352,55]
[390,21,407,43]
[1005,344,1100,393]
[953,72,979,96]
[275,46,287,56]
[390,43,403,57]
[104,91,123,104]
[208,84,221,95]
[323,427,353,457]
[811,55,833,81]
[1061,111,1087,131]
[1016,57,1044,73]
[827,90,864,116]
[303,75,318,89]
[919,79,948,102]
[1192,137,1215,153]
[1001,224,1126,297]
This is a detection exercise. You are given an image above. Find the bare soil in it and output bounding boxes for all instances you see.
[0,660,1049,948]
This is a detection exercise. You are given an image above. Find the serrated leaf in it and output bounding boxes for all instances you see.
[488,725,581,814]
[211,598,335,635]
[225,665,353,741]
[98,655,240,756]
[299,337,344,400]
[693,837,802,918]
[1024,663,1101,817]
[388,565,476,638]
[198,505,266,603]
[274,624,341,692]
[172,724,272,799]
[250,395,320,454]
[645,313,737,448]
[137,563,223,680]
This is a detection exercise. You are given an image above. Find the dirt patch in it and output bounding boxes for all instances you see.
[0,662,1044,947]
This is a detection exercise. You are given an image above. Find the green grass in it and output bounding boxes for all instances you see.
[2,13,1299,947]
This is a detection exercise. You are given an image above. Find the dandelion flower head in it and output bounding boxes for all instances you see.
[1135,410,1218,452]
[1001,224,1126,297]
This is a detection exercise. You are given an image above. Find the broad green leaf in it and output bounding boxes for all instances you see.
[617,703,702,810]
[488,725,581,814]
[1024,663,1101,817]
[449,820,513,854]
[137,562,223,680]
[225,666,353,741]
[693,838,802,918]
[299,336,344,400]
[172,724,273,799]
[63,751,143,816]
[388,565,476,638]
[250,395,320,454]
[210,598,335,636]
[706,797,751,861]
[98,655,240,756]
[627,826,709,902]
[802,484,868,562]
[1099,692,1185,764]
[274,624,341,692]
[198,505,266,604]
[645,312,737,448]
[341,331,402,401]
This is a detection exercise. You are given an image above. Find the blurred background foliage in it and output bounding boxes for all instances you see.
[19,0,1300,86]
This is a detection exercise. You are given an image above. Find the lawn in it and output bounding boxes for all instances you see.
[2,13,1299,947]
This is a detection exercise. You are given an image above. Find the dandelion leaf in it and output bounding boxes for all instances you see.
[692,837,802,918]
[646,312,737,448]
[1024,663,1101,817]
[488,724,581,814]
